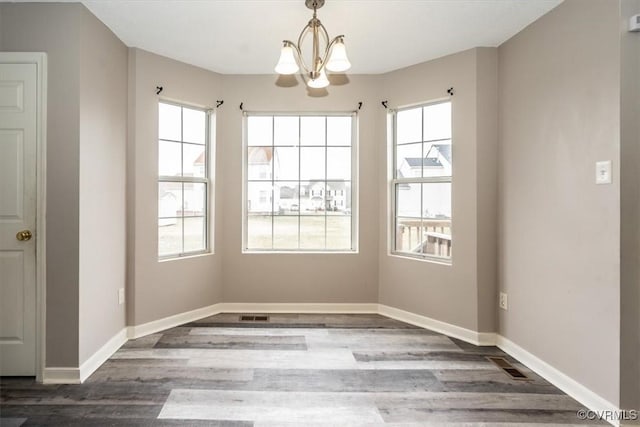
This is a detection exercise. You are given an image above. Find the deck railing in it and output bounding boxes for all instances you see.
[396,219,452,258]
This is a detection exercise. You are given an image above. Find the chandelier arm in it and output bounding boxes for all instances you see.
[283,39,311,75]
[295,24,315,75]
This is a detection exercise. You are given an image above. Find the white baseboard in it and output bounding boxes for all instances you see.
[378,304,495,346]
[42,367,81,384]
[496,335,620,427]
[127,303,224,339]
[218,302,379,314]
[79,328,128,383]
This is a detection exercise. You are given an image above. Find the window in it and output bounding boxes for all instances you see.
[158,102,211,258]
[392,101,452,261]
[244,113,356,252]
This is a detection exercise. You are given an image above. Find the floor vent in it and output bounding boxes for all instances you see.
[487,357,531,381]
[239,315,269,322]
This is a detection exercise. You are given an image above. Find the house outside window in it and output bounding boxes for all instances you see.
[243,113,357,252]
[158,101,212,258]
[391,101,452,261]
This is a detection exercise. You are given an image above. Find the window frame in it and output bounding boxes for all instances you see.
[242,111,358,253]
[157,100,213,260]
[390,99,452,263]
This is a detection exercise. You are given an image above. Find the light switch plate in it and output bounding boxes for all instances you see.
[118,288,125,305]
[595,161,612,185]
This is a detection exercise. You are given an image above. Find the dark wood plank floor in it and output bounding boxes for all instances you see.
[1,313,605,426]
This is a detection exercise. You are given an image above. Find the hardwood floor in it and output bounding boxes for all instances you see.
[1,313,606,426]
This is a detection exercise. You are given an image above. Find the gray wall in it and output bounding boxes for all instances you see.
[218,74,381,304]
[78,7,128,364]
[498,0,621,405]
[620,0,640,412]
[377,48,498,333]
[0,2,128,368]
[1,3,83,367]
[127,49,223,325]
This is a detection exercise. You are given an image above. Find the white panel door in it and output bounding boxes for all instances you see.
[0,63,37,375]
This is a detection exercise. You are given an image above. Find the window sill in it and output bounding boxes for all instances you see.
[158,251,214,263]
[389,252,452,266]
[242,250,359,255]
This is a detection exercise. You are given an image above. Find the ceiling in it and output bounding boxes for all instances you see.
[8,0,563,74]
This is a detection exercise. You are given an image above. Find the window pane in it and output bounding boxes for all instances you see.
[301,181,325,215]
[183,182,206,217]
[422,142,451,178]
[274,116,299,146]
[247,182,273,214]
[327,116,351,146]
[274,147,298,180]
[248,116,273,146]
[423,102,451,141]
[300,216,325,249]
[396,107,421,144]
[326,182,350,214]
[274,216,299,249]
[159,140,182,176]
[184,217,206,252]
[247,215,272,249]
[326,147,351,180]
[275,182,299,214]
[183,107,206,144]
[326,216,351,249]
[395,142,422,179]
[422,182,452,258]
[183,143,206,178]
[159,218,182,256]
[395,217,422,254]
[248,147,273,180]
[422,182,451,219]
[396,183,421,218]
[159,103,181,141]
[159,182,182,218]
[300,147,325,180]
[300,116,325,146]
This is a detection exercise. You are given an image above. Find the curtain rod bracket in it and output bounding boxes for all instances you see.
[381,100,388,109]
[156,86,163,95]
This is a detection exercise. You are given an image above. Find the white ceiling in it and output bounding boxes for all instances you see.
[8,0,563,74]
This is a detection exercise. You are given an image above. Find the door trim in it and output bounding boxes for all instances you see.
[0,52,47,382]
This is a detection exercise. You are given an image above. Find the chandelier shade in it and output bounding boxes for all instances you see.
[274,0,351,88]
[325,39,351,72]
[307,68,330,89]
[275,44,300,75]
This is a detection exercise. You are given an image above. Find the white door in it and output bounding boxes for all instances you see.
[0,62,38,375]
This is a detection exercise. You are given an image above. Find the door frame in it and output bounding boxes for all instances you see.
[0,52,47,381]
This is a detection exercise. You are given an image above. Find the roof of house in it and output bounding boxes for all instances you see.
[406,157,442,168]
[430,144,452,164]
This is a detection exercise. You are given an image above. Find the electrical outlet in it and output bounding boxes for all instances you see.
[595,160,612,185]
[499,292,508,310]
[118,288,125,305]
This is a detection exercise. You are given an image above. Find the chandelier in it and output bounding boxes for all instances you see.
[274,0,351,89]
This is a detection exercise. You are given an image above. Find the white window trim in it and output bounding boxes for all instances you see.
[158,100,214,260]
[389,99,453,264]
[242,111,359,254]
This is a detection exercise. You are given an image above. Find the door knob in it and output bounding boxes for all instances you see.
[16,230,32,241]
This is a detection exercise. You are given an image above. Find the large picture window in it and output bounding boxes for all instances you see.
[158,102,211,258]
[243,113,356,252]
[392,101,452,261]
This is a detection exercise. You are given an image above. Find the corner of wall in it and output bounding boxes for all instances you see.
[475,47,499,333]
[126,47,137,327]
